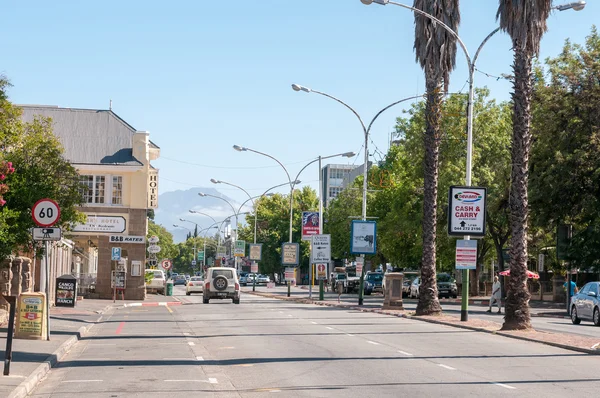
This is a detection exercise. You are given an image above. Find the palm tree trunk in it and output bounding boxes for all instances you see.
[502,47,532,330]
[416,78,442,316]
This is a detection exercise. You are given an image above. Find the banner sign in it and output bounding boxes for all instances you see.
[316,263,327,280]
[350,221,377,255]
[302,211,320,240]
[234,240,245,257]
[281,243,299,266]
[455,240,478,270]
[448,186,487,237]
[148,169,159,209]
[73,215,126,233]
[197,251,204,261]
[249,244,262,261]
[311,234,331,263]
[217,246,226,258]
[109,235,145,244]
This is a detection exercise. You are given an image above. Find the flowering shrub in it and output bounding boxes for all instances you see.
[0,161,15,206]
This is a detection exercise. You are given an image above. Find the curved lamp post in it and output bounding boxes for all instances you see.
[173,224,196,271]
[360,0,587,320]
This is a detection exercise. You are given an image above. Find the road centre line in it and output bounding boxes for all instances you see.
[61,380,103,383]
[346,334,354,337]
[367,341,380,345]
[397,350,413,356]
[164,379,218,384]
[310,321,318,324]
[437,364,456,370]
[325,327,333,330]
[166,305,173,314]
[493,383,516,390]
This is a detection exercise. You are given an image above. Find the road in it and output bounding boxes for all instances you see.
[29,286,600,397]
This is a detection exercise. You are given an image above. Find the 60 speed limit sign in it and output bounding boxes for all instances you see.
[32,198,61,227]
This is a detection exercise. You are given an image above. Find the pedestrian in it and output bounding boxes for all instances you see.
[487,275,502,314]
[563,276,578,297]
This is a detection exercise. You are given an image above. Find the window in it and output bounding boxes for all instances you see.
[590,283,599,296]
[95,176,105,203]
[79,175,105,204]
[213,269,233,278]
[112,176,123,205]
[580,283,591,295]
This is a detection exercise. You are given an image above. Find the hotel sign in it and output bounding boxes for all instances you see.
[73,216,126,233]
[148,169,159,209]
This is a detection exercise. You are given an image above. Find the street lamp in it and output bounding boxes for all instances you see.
[173,224,196,270]
[188,210,218,225]
[360,0,584,319]
[293,83,422,305]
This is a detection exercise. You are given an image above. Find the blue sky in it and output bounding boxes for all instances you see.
[2,0,597,209]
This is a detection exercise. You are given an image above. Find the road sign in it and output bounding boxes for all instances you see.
[302,211,320,240]
[455,240,477,270]
[251,262,258,273]
[109,235,145,244]
[148,235,160,244]
[234,240,245,257]
[32,227,62,241]
[316,263,327,280]
[191,260,197,266]
[111,247,122,261]
[355,256,364,274]
[311,234,331,263]
[197,251,204,261]
[538,253,545,272]
[281,243,299,266]
[31,198,61,227]
[350,221,377,255]
[161,259,172,270]
[448,186,487,237]
[147,245,161,254]
[249,244,262,261]
[217,246,226,258]
[284,267,295,281]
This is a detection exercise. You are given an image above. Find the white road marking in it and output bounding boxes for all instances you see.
[279,311,284,314]
[209,378,218,384]
[89,343,116,346]
[438,364,456,370]
[164,379,218,384]
[188,342,195,346]
[61,380,103,383]
[397,350,414,356]
[346,334,354,337]
[367,341,380,345]
[325,327,333,330]
[493,383,516,390]
[310,321,318,324]
[196,356,204,361]
[183,332,191,336]
[287,314,293,317]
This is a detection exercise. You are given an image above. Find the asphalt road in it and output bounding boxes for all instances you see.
[29,286,600,397]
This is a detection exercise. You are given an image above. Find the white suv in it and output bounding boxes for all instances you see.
[203,267,240,304]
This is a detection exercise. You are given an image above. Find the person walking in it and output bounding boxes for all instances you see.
[487,276,502,314]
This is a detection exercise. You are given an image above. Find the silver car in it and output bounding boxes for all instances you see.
[570,281,600,326]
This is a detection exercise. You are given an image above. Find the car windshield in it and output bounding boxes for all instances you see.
[153,271,164,279]
[213,269,234,279]
[367,274,383,282]
[437,274,455,283]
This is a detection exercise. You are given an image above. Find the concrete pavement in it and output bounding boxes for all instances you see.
[27,286,600,397]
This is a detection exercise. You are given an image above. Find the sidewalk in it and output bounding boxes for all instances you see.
[0,293,176,398]
[245,285,600,355]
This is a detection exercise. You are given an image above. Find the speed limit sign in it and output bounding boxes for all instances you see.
[32,198,61,227]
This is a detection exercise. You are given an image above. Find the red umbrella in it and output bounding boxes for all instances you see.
[498,269,540,279]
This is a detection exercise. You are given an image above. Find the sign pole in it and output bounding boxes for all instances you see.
[308,244,313,299]
[44,240,50,341]
[113,261,117,304]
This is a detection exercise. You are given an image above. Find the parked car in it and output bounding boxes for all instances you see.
[186,276,204,295]
[173,275,187,286]
[257,274,271,284]
[365,272,383,293]
[145,269,166,294]
[363,280,374,295]
[247,273,257,283]
[203,267,240,304]
[437,273,458,299]
[570,281,600,326]
[401,272,420,297]
[239,275,248,286]
[409,277,421,299]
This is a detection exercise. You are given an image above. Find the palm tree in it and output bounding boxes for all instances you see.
[413,0,460,316]
[497,0,552,330]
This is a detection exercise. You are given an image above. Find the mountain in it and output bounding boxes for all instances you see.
[154,187,249,243]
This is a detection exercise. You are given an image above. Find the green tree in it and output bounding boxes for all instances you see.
[147,221,178,263]
[497,0,553,331]
[413,0,461,316]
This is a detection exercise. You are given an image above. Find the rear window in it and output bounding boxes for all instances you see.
[367,274,383,282]
[212,269,234,279]
[190,277,202,281]
[154,271,164,279]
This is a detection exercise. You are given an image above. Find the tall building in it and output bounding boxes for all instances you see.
[20,105,160,300]
[321,162,373,207]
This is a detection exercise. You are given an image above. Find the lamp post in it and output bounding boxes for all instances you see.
[234,145,296,297]
[293,83,423,305]
[188,210,218,225]
[289,151,355,299]
[173,224,195,272]
[361,0,586,320]
[198,192,242,271]
[199,225,219,269]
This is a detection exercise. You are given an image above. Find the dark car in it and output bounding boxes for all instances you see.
[173,276,187,286]
[365,272,383,293]
[364,280,374,295]
[437,273,458,298]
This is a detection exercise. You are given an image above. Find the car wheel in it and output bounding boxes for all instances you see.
[594,308,600,327]
[571,305,581,325]
[203,298,209,304]
[213,275,228,291]
[186,292,191,296]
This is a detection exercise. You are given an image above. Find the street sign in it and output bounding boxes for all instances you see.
[316,263,327,280]
[350,221,377,255]
[249,244,262,261]
[147,245,161,254]
[32,227,61,241]
[284,267,295,281]
[109,235,145,244]
[281,243,299,266]
[31,198,61,227]
[234,240,245,257]
[355,256,364,274]
[455,240,478,270]
[111,247,122,261]
[191,260,197,266]
[161,259,172,270]
[148,235,160,244]
[251,262,258,273]
[302,211,320,240]
[217,246,226,258]
[197,251,204,261]
[538,253,545,272]
[448,186,487,237]
[311,234,331,263]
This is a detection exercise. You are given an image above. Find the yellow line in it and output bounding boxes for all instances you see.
[166,305,173,314]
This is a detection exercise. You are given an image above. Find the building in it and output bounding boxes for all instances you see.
[20,106,160,300]
[321,163,371,207]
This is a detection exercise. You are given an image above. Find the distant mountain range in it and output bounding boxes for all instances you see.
[154,187,249,243]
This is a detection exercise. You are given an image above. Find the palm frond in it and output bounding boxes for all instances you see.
[497,0,552,54]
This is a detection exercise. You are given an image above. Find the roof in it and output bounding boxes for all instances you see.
[19,106,143,166]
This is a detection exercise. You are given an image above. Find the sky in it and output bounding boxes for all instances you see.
[2,0,598,213]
